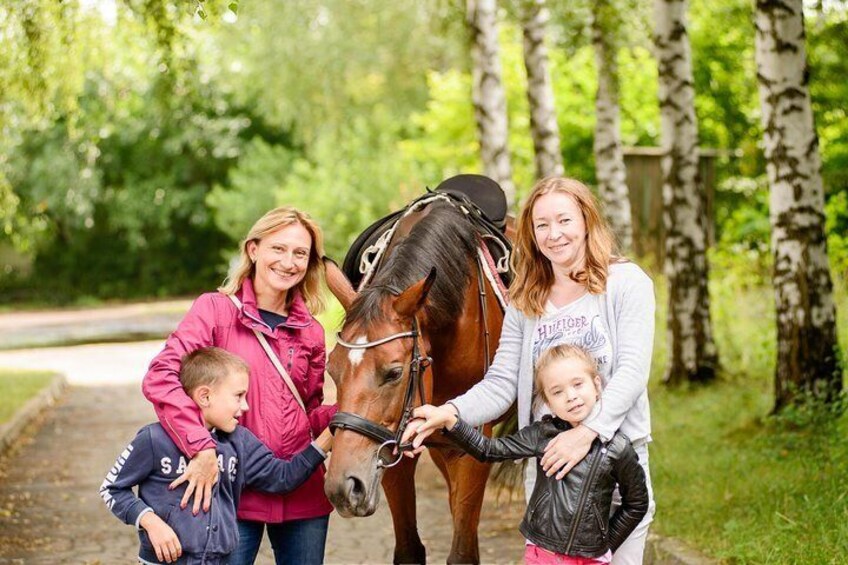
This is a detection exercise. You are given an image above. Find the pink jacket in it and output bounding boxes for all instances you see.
[142,278,336,523]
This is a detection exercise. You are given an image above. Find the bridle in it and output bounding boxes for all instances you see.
[329,316,432,469]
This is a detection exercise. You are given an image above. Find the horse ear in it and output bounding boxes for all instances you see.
[323,256,356,312]
[393,268,437,318]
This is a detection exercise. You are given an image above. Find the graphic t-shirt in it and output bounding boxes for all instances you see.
[530,293,612,419]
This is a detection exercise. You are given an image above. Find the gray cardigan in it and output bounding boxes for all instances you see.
[450,261,654,444]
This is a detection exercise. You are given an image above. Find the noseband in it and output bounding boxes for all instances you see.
[330,317,431,469]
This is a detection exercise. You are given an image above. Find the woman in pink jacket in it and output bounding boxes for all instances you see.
[142,207,337,565]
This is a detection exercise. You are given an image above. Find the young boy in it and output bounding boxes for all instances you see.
[100,347,333,564]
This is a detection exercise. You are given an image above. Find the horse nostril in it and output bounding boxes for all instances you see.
[346,475,366,506]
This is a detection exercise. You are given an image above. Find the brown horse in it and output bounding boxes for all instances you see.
[323,198,506,564]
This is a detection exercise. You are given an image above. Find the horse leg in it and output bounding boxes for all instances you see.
[429,447,491,565]
[382,455,427,564]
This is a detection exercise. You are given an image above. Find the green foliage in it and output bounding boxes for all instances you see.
[689,0,761,162]
[826,190,848,280]
[1,2,297,303]
[2,0,847,314]
[207,138,297,243]
[809,9,848,199]
[402,21,660,204]
[0,1,88,237]
[274,115,423,262]
[710,175,772,288]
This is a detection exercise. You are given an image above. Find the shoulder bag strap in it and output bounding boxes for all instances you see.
[227,293,308,413]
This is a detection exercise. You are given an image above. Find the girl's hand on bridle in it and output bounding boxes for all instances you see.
[168,448,219,514]
[540,426,598,480]
[399,417,428,457]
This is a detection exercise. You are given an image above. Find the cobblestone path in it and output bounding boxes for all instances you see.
[0,342,525,564]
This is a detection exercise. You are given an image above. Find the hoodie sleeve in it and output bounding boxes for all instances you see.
[99,427,156,528]
[304,327,337,437]
[141,295,217,458]
[445,418,543,462]
[238,428,326,494]
[606,438,649,551]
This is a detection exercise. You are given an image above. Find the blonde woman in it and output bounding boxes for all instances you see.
[404,178,656,564]
[143,207,336,565]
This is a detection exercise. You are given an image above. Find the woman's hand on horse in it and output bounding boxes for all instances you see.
[541,426,598,480]
[400,404,459,455]
[315,427,333,453]
[169,448,219,514]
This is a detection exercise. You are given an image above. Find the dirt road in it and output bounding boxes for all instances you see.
[0,341,525,564]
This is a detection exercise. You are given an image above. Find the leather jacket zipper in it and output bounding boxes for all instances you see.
[565,446,607,554]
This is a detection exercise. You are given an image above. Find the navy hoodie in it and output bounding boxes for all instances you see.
[100,423,325,564]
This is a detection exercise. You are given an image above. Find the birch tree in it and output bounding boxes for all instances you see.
[467,0,516,206]
[591,0,633,252]
[519,0,563,180]
[654,0,717,384]
[754,0,841,410]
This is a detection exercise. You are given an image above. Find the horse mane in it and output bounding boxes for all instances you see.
[347,202,478,329]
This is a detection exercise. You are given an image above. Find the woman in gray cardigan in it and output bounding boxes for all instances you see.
[404,177,656,565]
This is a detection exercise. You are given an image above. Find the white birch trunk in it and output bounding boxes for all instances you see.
[654,0,717,384]
[754,0,841,409]
[520,0,564,180]
[591,0,633,252]
[467,0,516,207]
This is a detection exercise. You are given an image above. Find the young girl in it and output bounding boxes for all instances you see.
[408,344,648,565]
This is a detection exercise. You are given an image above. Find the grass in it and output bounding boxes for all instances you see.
[648,273,848,563]
[0,369,56,425]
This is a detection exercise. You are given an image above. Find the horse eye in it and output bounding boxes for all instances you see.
[383,367,404,383]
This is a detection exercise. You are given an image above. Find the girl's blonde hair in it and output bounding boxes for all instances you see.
[510,177,618,317]
[532,343,602,415]
[219,206,326,314]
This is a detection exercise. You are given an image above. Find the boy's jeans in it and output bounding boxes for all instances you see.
[230,515,330,565]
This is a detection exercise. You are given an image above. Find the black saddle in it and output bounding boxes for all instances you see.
[341,174,512,290]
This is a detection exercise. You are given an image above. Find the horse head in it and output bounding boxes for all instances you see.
[324,267,436,517]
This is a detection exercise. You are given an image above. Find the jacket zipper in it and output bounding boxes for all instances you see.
[565,446,607,554]
[287,347,294,371]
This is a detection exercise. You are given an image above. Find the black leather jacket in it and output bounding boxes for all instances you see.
[447,415,648,558]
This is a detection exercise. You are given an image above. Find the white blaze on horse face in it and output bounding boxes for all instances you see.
[348,336,368,367]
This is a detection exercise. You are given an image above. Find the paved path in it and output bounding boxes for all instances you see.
[0,301,191,350]
[0,341,526,564]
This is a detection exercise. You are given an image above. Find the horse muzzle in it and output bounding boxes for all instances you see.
[325,467,383,517]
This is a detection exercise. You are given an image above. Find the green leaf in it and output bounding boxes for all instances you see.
[228,2,239,15]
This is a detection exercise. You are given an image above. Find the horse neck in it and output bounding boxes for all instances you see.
[424,260,505,405]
